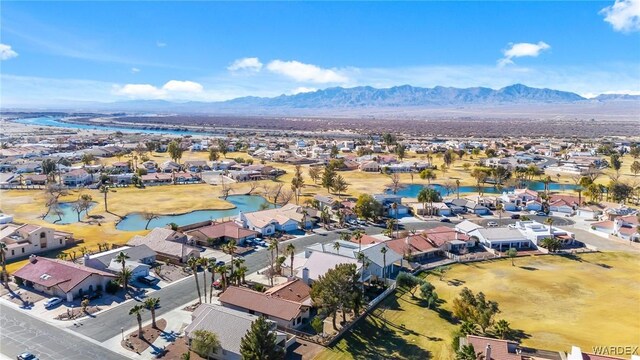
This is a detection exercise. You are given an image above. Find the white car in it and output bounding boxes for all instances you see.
[44,297,63,309]
[486,221,498,227]
[508,224,517,229]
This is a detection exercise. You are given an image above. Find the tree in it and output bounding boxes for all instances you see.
[142,211,159,230]
[118,268,133,293]
[380,246,388,284]
[217,139,229,158]
[452,288,500,333]
[99,185,111,212]
[308,166,321,184]
[310,316,324,335]
[310,263,360,330]
[331,174,349,198]
[631,161,640,176]
[420,282,439,309]
[187,256,202,304]
[81,153,95,166]
[191,329,221,358]
[144,297,160,328]
[432,265,451,281]
[417,187,442,217]
[388,173,402,194]
[41,159,57,182]
[239,316,285,360]
[610,153,622,172]
[198,257,208,303]
[291,165,305,204]
[395,143,406,160]
[456,344,478,360]
[352,229,365,253]
[129,305,145,338]
[115,251,130,289]
[0,243,8,285]
[419,169,436,185]
[321,164,337,193]
[354,194,382,221]
[167,140,183,163]
[609,181,633,203]
[81,298,90,313]
[208,148,220,162]
[539,237,561,252]
[72,194,93,222]
[506,248,517,266]
[493,319,512,340]
[396,272,423,298]
[285,243,296,277]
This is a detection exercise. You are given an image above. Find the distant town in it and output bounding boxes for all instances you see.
[1,112,638,360]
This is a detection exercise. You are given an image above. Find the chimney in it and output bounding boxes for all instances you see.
[302,267,309,284]
[455,231,459,240]
[29,254,37,263]
[485,344,492,360]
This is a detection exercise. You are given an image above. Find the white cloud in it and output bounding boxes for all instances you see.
[113,80,203,99]
[228,57,263,72]
[131,67,140,74]
[291,87,318,94]
[498,41,551,67]
[162,80,203,93]
[266,60,349,83]
[156,41,167,47]
[0,43,18,60]
[600,0,640,32]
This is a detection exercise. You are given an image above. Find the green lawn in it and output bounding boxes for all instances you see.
[316,252,640,360]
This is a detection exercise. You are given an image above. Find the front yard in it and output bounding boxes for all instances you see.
[316,251,640,360]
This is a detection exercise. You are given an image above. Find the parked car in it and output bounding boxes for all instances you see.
[439,217,451,223]
[244,239,255,246]
[510,214,520,219]
[486,221,498,227]
[215,261,226,267]
[44,297,63,309]
[83,292,102,300]
[536,212,548,216]
[508,224,517,229]
[17,352,38,360]
[138,275,159,286]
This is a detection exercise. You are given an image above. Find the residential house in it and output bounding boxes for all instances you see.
[470,227,533,251]
[1,223,73,260]
[184,303,291,360]
[373,194,409,216]
[359,161,380,172]
[591,216,640,242]
[13,256,116,301]
[63,169,91,186]
[237,204,313,236]
[160,161,181,173]
[111,162,130,173]
[298,251,361,284]
[459,335,562,360]
[185,221,259,246]
[140,172,173,186]
[184,160,210,172]
[127,228,200,263]
[83,245,156,272]
[455,220,483,235]
[219,286,311,329]
[24,174,48,186]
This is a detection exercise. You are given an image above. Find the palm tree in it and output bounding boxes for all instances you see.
[353,229,365,253]
[236,266,248,284]
[506,248,517,266]
[224,240,237,276]
[233,258,245,285]
[496,203,504,226]
[217,265,229,290]
[198,258,208,303]
[417,187,441,217]
[333,241,341,254]
[493,319,512,340]
[207,258,217,302]
[545,217,555,238]
[267,241,277,286]
[187,257,202,304]
[391,202,399,238]
[456,179,461,199]
[144,297,160,328]
[99,185,110,212]
[0,243,8,285]
[118,268,133,293]
[285,243,296,277]
[129,304,145,338]
[456,344,477,360]
[459,321,479,336]
[380,246,388,285]
[115,251,130,290]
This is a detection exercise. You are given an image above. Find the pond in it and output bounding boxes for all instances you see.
[388,182,580,198]
[115,195,272,231]
[44,202,97,224]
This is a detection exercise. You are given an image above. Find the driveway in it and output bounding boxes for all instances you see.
[561,227,640,253]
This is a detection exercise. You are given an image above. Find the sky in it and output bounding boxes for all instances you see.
[1,1,639,106]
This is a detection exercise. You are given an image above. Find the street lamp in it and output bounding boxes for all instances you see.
[121,327,124,341]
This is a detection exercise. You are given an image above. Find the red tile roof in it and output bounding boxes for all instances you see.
[13,257,115,293]
[385,235,437,256]
[186,221,258,240]
[263,279,311,304]
[465,335,520,360]
[422,226,470,246]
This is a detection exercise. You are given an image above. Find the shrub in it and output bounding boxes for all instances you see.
[310,317,324,334]
[105,280,119,294]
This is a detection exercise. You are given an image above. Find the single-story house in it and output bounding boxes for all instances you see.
[470,227,532,251]
[83,245,156,272]
[13,256,115,301]
[185,221,259,246]
[127,228,200,263]
[237,204,313,236]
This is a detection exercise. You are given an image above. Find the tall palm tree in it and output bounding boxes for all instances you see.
[353,229,365,253]
[115,251,130,289]
[224,240,237,276]
[285,243,296,277]
[391,202,399,238]
[545,217,555,238]
[267,241,277,286]
[144,297,160,328]
[456,179,461,199]
[118,268,133,293]
[0,243,8,285]
[380,246,388,285]
[187,257,202,304]
[417,187,441,218]
[236,266,248,285]
[496,203,504,226]
[217,265,229,291]
[129,304,145,338]
[494,319,512,340]
[207,258,217,302]
[99,185,110,212]
[198,258,208,303]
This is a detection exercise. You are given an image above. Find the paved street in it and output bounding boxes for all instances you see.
[74,220,442,342]
[0,303,128,360]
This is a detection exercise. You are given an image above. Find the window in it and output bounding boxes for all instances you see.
[11,250,14,256]
[59,239,63,245]
[40,232,46,239]
[21,248,25,253]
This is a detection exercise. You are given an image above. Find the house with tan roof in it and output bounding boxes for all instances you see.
[13,256,116,302]
[185,221,259,246]
[237,204,313,236]
[219,286,311,329]
[127,228,200,263]
[62,168,91,186]
[1,223,73,260]
[460,335,562,360]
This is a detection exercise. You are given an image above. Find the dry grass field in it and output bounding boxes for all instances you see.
[316,252,640,360]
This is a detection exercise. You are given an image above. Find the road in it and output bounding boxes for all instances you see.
[74,221,442,342]
[0,303,128,360]
[474,214,575,227]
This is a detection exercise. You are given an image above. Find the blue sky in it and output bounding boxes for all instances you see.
[1,1,639,105]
